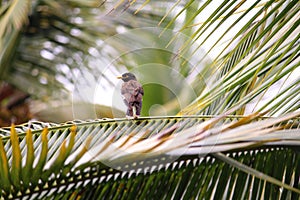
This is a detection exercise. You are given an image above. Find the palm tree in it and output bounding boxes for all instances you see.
[0,0,299,199]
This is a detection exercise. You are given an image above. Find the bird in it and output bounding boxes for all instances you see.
[117,72,144,119]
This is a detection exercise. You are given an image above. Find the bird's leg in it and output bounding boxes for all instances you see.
[126,106,135,119]
[132,106,138,119]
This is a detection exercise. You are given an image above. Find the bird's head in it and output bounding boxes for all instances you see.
[117,72,137,82]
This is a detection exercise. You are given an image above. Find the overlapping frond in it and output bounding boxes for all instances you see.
[0,113,299,199]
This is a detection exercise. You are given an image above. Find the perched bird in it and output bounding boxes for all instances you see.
[117,72,144,118]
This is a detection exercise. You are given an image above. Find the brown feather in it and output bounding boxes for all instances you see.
[121,80,144,116]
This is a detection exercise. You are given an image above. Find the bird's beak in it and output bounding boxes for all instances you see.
[117,75,122,79]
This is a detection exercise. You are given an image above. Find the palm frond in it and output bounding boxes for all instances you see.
[0,0,30,40]
[178,0,300,115]
[0,113,299,198]
[0,0,30,78]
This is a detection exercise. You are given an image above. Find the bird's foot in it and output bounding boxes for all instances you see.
[126,115,139,119]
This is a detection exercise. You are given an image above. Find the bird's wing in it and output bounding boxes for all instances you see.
[133,82,143,96]
[121,80,144,103]
[135,84,144,96]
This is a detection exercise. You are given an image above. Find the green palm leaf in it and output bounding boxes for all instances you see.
[0,113,299,198]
